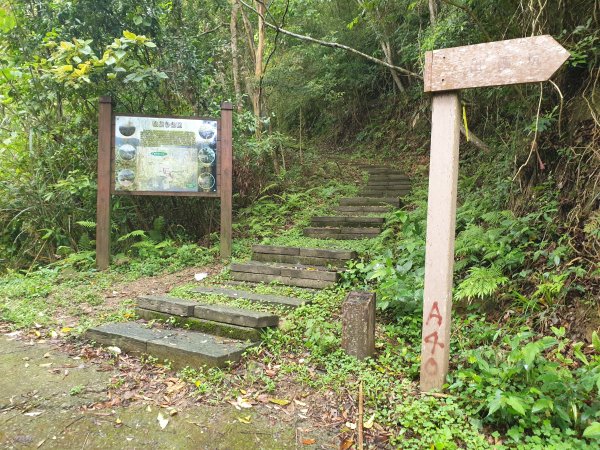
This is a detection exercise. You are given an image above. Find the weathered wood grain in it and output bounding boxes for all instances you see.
[96,97,113,270]
[424,35,570,92]
[220,102,233,259]
[419,92,461,392]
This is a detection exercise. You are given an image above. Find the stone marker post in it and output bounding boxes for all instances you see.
[342,291,376,359]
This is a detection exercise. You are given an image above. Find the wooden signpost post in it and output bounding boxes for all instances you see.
[96,99,234,270]
[419,36,570,392]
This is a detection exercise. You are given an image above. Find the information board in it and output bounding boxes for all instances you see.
[113,115,218,194]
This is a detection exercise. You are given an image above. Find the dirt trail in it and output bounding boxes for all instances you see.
[0,334,327,449]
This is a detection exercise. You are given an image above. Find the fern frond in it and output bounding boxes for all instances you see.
[455,265,509,302]
[76,220,96,229]
[117,229,147,242]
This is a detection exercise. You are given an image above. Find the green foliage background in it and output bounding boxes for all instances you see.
[0,2,599,446]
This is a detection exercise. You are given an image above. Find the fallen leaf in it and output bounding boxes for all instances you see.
[229,396,253,410]
[61,327,72,333]
[115,418,122,424]
[269,398,291,406]
[237,414,252,424]
[157,412,169,429]
[302,438,316,445]
[340,438,354,450]
[363,413,375,429]
[345,422,356,430]
[294,399,307,407]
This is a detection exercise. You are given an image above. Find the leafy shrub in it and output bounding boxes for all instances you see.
[449,327,600,445]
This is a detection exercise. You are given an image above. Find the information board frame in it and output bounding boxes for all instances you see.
[110,113,222,197]
[96,97,233,269]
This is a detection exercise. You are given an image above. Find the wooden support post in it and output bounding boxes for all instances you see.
[220,101,234,259]
[96,96,113,270]
[342,291,376,360]
[419,92,461,391]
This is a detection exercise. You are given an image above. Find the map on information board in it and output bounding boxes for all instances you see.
[113,115,218,193]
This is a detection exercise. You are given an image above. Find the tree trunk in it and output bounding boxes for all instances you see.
[380,40,405,93]
[253,0,266,136]
[428,0,438,25]
[230,0,243,112]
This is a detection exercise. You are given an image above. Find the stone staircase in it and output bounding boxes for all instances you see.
[86,165,411,371]
[229,246,355,289]
[304,166,410,239]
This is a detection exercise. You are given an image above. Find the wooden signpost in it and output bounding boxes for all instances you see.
[96,98,234,270]
[419,36,570,392]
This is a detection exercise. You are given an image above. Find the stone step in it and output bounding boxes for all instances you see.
[251,245,354,268]
[364,168,407,175]
[368,174,411,181]
[366,181,412,187]
[231,272,335,289]
[86,322,254,369]
[137,295,197,317]
[137,295,279,329]
[303,228,380,240]
[360,189,410,197]
[334,205,393,214]
[356,164,388,169]
[339,197,400,207]
[135,308,262,341]
[194,303,279,328]
[304,226,380,235]
[231,261,339,280]
[311,216,385,228]
[230,261,339,289]
[192,286,309,308]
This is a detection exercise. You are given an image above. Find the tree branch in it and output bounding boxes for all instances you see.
[239,0,421,79]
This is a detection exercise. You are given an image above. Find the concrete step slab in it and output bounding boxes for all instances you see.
[368,174,411,181]
[137,295,196,317]
[252,245,355,260]
[231,272,335,289]
[191,286,309,308]
[360,190,410,198]
[303,230,380,240]
[252,252,349,267]
[194,304,279,328]
[366,181,412,187]
[231,261,339,282]
[86,322,254,369]
[135,308,262,341]
[334,205,393,214]
[339,197,399,207]
[311,216,384,228]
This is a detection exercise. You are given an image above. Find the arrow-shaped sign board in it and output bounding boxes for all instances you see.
[419,36,569,392]
[424,35,570,92]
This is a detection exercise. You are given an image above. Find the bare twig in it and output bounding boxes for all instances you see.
[513,82,544,181]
